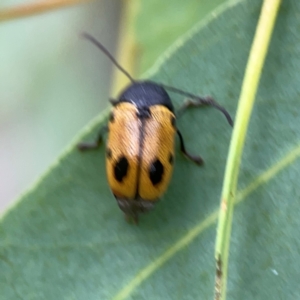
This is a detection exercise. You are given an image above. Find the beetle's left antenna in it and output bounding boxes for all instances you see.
[81,32,135,83]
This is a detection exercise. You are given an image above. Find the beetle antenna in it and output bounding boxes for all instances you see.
[81,32,135,83]
[149,81,233,126]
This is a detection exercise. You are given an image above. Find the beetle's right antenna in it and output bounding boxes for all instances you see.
[81,32,135,83]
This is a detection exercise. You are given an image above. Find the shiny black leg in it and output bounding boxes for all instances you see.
[77,126,108,151]
[176,97,233,126]
[177,129,204,165]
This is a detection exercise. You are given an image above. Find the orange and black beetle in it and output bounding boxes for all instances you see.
[78,33,233,222]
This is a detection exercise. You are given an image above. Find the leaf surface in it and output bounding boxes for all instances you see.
[135,0,226,73]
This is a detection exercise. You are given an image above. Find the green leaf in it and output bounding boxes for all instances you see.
[135,0,227,74]
[1,0,300,299]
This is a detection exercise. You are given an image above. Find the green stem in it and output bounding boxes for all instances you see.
[214,0,282,299]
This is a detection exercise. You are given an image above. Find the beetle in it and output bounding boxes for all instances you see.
[78,33,233,223]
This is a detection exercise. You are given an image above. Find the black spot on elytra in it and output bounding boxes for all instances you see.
[106,148,112,159]
[149,159,164,185]
[168,153,174,165]
[114,156,129,182]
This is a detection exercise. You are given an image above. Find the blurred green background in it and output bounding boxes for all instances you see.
[0,0,121,211]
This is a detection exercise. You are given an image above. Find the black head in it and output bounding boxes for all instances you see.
[118,81,174,112]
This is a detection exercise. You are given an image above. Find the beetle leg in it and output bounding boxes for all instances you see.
[77,126,108,151]
[125,213,139,225]
[109,98,119,106]
[176,97,233,126]
[177,129,204,165]
[176,97,210,118]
